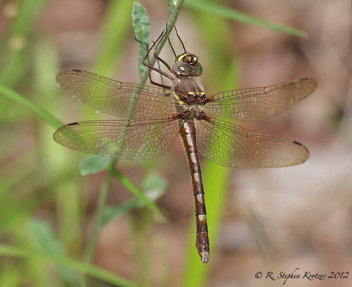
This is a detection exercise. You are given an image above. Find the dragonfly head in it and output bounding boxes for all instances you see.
[172,53,203,77]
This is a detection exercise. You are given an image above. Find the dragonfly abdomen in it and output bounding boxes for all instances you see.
[180,120,210,263]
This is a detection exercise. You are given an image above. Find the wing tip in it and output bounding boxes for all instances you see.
[294,141,310,166]
[53,125,66,144]
[56,68,84,84]
[300,77,318,92]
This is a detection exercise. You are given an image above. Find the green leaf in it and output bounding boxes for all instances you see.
[28,219,63,254]
[102,200,140,226]
[102,174,167,226]
[28,219,78,287]
[132,2,150,79]
[80,155,112,176]
[185,0,307,38]
[142,174,168,199]
[107,166,167,220]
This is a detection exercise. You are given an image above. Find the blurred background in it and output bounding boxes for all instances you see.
[1,0,352,286]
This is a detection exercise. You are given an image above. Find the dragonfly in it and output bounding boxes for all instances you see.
[53,28,318,263]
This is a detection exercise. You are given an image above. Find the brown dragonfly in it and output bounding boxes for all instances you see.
[54,28,317,263]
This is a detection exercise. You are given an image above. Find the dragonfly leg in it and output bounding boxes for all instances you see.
[140,29,174,88]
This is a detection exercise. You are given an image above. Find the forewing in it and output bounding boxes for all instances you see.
[196,118,309,168]
[53,118,180,160]
[56,69,175,117]
[204,78,317,121]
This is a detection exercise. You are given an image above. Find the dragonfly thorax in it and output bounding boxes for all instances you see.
[173,76,207,106]
[181,107,206,120]
[185,91,207,105]
[172,53,203,77]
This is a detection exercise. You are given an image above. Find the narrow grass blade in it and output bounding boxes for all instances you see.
[92,0,134,77]
[185,1,307,38]
[0,84,62,128]
[0,244,134,287]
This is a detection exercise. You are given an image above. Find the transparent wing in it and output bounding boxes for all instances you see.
[196,118,309,168]
[204,78,317,121]
[56,69,176,117]
[53,118,180,160]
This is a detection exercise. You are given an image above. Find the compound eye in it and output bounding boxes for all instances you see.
[176,63,192,76]
[194,63,203,76]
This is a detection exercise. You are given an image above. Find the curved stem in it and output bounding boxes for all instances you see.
[140,0,185,85]
[83,0,185,265]
[83,160,115,264]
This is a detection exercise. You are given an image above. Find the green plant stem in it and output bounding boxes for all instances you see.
[83,161,115,264]
[139,0,185,86]
[82,0,183,271]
